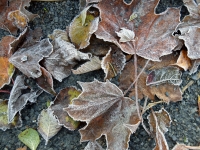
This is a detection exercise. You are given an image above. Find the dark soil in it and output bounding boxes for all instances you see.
[0,0,200,150]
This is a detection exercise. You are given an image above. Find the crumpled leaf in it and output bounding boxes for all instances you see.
[115,28,135,43]
[37,108,62,145]
[119,54,182,103]
[0,99,22,131]
[84,141,104,150]
[101,47,126,80]
[148,108,171,150]
[172,49,192,71]
[189,58,200,74]
[172,143,200,150]
[8,75,42,123]
[44,36,91,82]
[72,56,101,74]
[9,38,53,78]
[95,0,181,61]
[146,66,182,86]
[65,80,140,150]
[69,6,99,49]
[174,0,200,59]
[0,35,15,89]
[48,29,69,42]
[36,67,56,95]
[51,87,81,130]
[0,0,38,34]
[18,128,40,150]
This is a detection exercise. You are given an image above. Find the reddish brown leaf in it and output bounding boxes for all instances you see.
[101,47,126,80]
[119,54,182,103]
[95,0,181,61]
[36,67,56,95]
[65,80,140,150]
[51,87,81,130]
[0,0,38,34]
[148,108,171,150]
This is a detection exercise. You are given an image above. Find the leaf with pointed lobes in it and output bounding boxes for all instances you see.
[8,75,42,123]
[69,6,99,49]
[101,47,126,80]
[119,54,182,103]
[95,0,181,61]
[0,35,16,89]
[44,36,91,82]
[65,80,140,150]
[36,67,56,96]
[0,0,38,34]
[174,0,200,59]
[148,108,171,150]
[37,108,62,145]
[50,87,81,130]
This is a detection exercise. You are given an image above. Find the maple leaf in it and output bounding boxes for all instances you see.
[148,108,171,150]
[119,54,182,103]
[95,0,181,61]
[43,36,91,82]
[84,141,104,150]
[0,0,38,34]
[0,35,15,89]
[174,0,200,59]
[65,80,140,150]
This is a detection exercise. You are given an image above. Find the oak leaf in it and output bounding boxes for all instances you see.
[0,35,15,89]
[119,54,182,103]
[43,36,91,82]
[37,108,62,145]
[95,0,181,61]
[65,80,140,150]
[51,87,81,130]
[0,0,38,34]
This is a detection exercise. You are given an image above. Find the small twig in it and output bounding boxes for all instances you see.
[182,80,194,93]
[0,90,10,94]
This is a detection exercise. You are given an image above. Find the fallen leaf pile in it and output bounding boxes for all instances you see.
[0,0,200,149]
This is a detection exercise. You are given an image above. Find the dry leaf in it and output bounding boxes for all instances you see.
[44,36,91,82]
[0,0,38,34]
[65,80,140,150]
[101,47,126,80]
[69,6,99,49]
[8,75,42,123]
[174,0,200,59]
[36,67,56,95]
[37,108,62,145]
[172,49,192,71]
[51,87,81,130]
[119,54,182,103]
[198,95,200,116]
[172,143,200,150]
[84,141,104,150]
[0,35,15,89]
[148,108,171,150]
[48,29,69,42]
[115,28,135,43]
[72,56,101,74]
[9,38,53,78]
[0,99,22,131]
[16,146,27,150]
[95,0,181,61]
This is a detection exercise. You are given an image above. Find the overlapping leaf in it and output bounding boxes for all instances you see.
[0,0,38,34]
[65,80,140,150]
[43,36,91,82]
[84,141,104,150]
[95,0,181,61]
[0,35,15,89]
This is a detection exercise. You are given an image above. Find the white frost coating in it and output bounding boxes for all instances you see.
[115,28,135,42]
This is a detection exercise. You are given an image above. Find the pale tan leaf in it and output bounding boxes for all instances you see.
[84,141,104,150]
[115,28,135,43]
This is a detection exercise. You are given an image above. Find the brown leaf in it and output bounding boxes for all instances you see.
[16,146,27,150]
[72,56,101,75]
[0,0,38,34]
[48,29,69,42]
[36,67,56,95]
[95,0,181,61]
[51,87,81,130]
[8,75,42,123]
[172,49,192,71]
[172,143,200,150]
[101,47,126,80]
[119,54,182,103]
[148,108,171,150]
[0,35,16,89]
[69,6,99,49]
[174,0,200,59]
[65,80,140,150]
[43,36,90,82]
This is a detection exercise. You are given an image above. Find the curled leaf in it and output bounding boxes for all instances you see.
[115,28,135,43]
